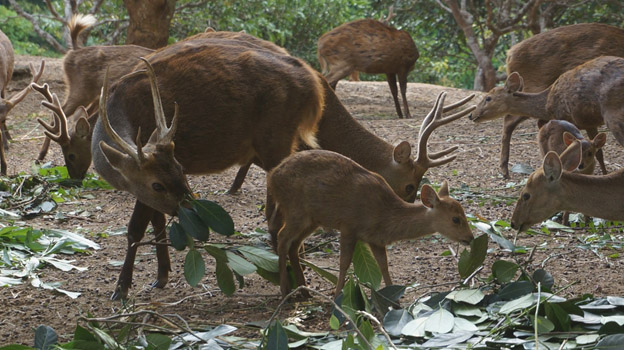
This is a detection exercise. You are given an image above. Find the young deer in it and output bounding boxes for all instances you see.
[0,29,45,174]
[511,141,624,232]
[317,18,419,119]
[470,56,624,173]
[36,14,154,167]
[538,120,606,176]
[93,38,324,300]
[268,150,473,298]
[469,23,624,178]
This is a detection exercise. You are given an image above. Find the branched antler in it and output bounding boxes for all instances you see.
[32,83,71,145]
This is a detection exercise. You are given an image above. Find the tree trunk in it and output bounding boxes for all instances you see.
[123,0,176,49]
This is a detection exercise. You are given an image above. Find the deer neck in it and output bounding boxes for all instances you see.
[372,203,434,245]
[316,88,393,172]
[510,89,551,120]
[558,170,624,220]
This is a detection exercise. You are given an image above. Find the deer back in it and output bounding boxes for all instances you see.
[0,30,14,99]
[318,19,419,75]
[93,40,324,215]
[507,23,624,93]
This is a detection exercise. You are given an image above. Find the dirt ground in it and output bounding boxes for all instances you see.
[1,55,623,346]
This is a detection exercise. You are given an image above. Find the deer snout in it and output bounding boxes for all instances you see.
[578,162,585,169]
[468,113,474,121]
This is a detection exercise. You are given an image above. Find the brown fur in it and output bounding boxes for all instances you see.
[92,38,325,300]
[268,150,473,297]
[318,19,419,118]
[470,23,624,178]
[512,141,624,232]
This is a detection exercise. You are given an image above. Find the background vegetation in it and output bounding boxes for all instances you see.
[1,0,623,89]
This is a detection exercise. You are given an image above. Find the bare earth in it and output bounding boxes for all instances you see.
[1,56,623,345]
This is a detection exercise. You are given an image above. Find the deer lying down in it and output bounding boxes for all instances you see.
[268,150,473,298]
[470,56,624,174]
[511,141,624,233]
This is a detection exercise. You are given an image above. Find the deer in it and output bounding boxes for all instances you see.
[511,140,624,233]
[0,29,45,175]
[470,56,624,175]
[317,18,419,119]
[469,23,624,178]
[36,14,154,169]
[268,149,473,298]
[93,37,325,300]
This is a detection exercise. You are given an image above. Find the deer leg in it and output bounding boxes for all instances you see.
[500,115,528,178]
[0,132,5,176]
[386,74,403,119]
[111,200,155,301]
[150,210,170,289]
[227,161,253,194]
[397,72,411,119]
[369,243,392,287]
[1,123,9,150]
[335,234,357,298]
[36,137,52,163]
[277,221,310,297]
[585,127,608,174]
[349,71,360,82]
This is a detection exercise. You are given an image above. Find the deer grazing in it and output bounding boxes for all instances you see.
[269,150,473,298]
[0,29,45,175]
[469,23,624,178]
[36,14,154,168]
[511,141,624,233]
[93,37,324,300]
[538,120,606,176]
[470,56,624,173]
[317,18,419,119]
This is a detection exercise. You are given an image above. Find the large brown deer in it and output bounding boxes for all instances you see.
[511,141,624,232]
[0,29,45,175]
[470,56,624,173]
[269,150,473,298]
[317,19,419,119]
[469,23,624,178]
[36,15,154,168]
[93,38,324,300]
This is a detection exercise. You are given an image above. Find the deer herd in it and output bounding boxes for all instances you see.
[1,14,623,300]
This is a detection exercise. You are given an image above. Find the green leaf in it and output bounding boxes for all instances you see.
[34,325,57,350]
[192,199,235,236]
[145,333,172,350]
[422,332,475,347]
[0,345,33,350]
[225,251,256,276]
[498,281,534,300]
[531,315,555,333]
[352,241,381,289]
[340,278,367,321]
[401,317,427,337]
[301,258,337,284]
[178,207,209,241]
[458,234,488,279]
[533,269,554,291]
[370,285,405,314]
[499,293,535,314]
[596,334,624,347]
[383,309,413,337]
[545,302,571,331]
[237,246,279,273]
[424,308,454,334]
[492,260,519,284]
[168,222,187,251]
[446,289,485,305]
[576,334,600,345]
[265,321,288,350]
[205,245,235,295]
[453,317,478,332]
[329,314,340,330]
[184,249,205,287]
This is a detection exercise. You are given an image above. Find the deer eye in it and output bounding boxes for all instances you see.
[452,217,461,224]
[405,184,415,194]
[522,193,530,201]
[152,183,165,192]
[485,96,492,102]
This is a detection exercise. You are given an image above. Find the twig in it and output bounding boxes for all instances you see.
[356,310,398,350]
[264,286,373,350]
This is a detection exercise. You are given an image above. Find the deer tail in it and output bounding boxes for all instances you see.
[68,14,96,50]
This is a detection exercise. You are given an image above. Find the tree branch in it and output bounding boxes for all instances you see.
[8,0,67,53]
[176,0,210,11]
[43,0,64,22]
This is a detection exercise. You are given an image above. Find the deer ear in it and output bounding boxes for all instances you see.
[438,180,450,197]
[543,151,563,182]
[420,184,440,209]
[505,72,524,93]
[592,132,607,149]
[559,140,582,172]
[74,116,91,138]
[562,132,577,146]
[393,141,411,164]
[99,141,136,173]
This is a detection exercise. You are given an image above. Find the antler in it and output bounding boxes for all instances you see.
[32,83,71,145]
[99,67,144,164]
[140,57,179,145]
[415,92,476,168]
[5,60,45,108]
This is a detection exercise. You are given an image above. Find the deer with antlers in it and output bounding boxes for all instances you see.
[0,29,45,175]
[93,37,324,300]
